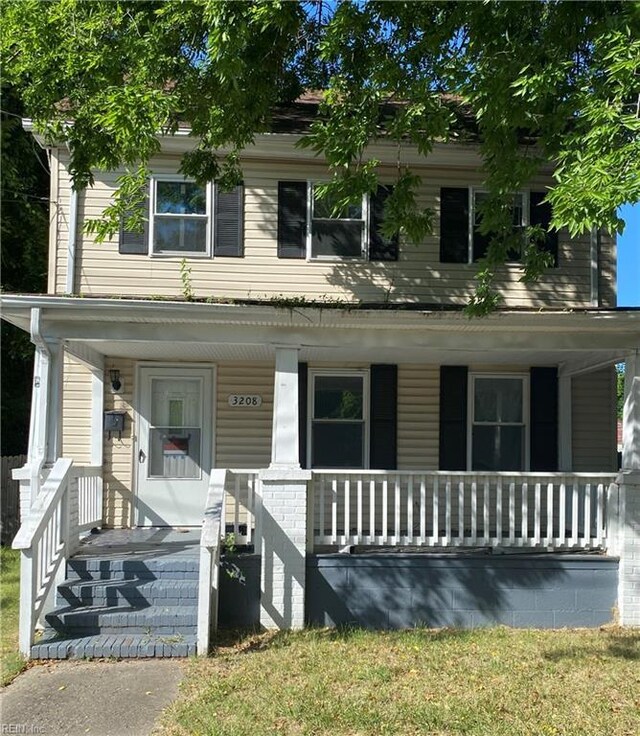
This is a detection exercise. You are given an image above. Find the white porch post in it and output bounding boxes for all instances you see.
[617,352,640,625]
[89,363,105,467]
[25,312,64,508]
[258,346,311,629]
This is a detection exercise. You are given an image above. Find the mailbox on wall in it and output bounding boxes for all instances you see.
[104,410,126,439]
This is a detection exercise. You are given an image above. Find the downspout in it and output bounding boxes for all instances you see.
[590,226,600,307]
[65,183,78,295]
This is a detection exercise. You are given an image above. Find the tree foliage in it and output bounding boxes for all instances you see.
[1,85,49,454]
[2,0,639,311]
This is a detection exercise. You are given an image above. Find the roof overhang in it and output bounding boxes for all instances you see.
[2,295,638,373]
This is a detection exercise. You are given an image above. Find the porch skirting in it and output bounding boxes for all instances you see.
[218,553,619,631]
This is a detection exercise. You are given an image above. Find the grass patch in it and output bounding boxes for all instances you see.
[1,547,26,686]
[158,627,640,736]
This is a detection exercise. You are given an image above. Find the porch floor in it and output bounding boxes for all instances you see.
[74,527,200,559]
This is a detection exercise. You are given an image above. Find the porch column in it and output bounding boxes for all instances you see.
[258,346,311,629]
[26,330,64,507]
[617,352,640,625]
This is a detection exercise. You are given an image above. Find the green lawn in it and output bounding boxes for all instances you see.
[1,547,26,686]
[158,627,640,736]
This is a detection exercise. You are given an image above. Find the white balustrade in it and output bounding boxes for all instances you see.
[12,459,104,656]
[311,471,617,551]
[224,470,259,545]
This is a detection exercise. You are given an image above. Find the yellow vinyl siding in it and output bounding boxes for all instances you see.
[572,367,617,472]
[62,353,92,463]
[103,358,136,527]
[397,365,439,470]
[216,362,274,468]
[49,148,608,308]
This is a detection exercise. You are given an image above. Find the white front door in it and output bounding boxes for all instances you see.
[136,366,214,526]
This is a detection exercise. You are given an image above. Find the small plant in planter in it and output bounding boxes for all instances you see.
[221,533,245,583]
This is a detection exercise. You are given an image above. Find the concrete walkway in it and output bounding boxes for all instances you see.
[0,659,183,736]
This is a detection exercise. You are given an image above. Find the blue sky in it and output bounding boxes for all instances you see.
[618,203,640,307]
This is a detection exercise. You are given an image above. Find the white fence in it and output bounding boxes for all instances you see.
[311,471,618,550]
[1,454,27,545]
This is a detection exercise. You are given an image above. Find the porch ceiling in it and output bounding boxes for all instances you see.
[2,295,638,371]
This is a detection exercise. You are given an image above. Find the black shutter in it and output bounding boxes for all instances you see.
[298,362,308,468]
[530,367,558,471]
[369,185,399,261]
[439,366,468,470]
[118,186,149,254]
[214,184,244,257]
[370,364,397,470]
[278,181,307,258]
[530,191,558,267]
[440,187,469,263]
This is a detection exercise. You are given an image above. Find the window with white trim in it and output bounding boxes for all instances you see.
[469,374,528,471]
[309,184,368,259]
[310,371,368,468]
[150,179,210,255]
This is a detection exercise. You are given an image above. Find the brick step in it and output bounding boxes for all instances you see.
[66,557,199,581]
[31,633,197,660]
[57,579,198,608]
[44,604,197,636]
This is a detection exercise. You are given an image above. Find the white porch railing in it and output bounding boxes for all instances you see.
[198,469,226,656]
[12,459,103,657]
[224,470,259,546]
[311,471,618,550]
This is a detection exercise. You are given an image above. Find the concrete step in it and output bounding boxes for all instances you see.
[31,633,197,659]
[56,578,198,608]
[44,604,197,636]
[66,556,199,581]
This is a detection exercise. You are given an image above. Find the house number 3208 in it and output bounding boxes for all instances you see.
[228,394,262,407]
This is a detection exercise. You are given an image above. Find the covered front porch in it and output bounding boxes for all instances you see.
[2,296,639,654]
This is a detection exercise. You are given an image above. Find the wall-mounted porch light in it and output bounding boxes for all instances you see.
[109,369,123,393]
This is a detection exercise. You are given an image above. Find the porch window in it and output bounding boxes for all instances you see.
[151,179,209,255]
[310,372,368,468]
[470,375,528,471]
[310,185,367,259]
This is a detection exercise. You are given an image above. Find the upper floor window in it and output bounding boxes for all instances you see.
[119,177,244,258]
[152,180,209,255]
[277,181,398,262]
[440,187,557,266]
[310,186,367,259]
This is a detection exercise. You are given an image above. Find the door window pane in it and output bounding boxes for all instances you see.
[149,378,203,479]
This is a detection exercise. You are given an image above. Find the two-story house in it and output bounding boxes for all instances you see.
[3,99,639,659]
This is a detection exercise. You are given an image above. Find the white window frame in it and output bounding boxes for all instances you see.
[306,181,369,261]
[307,368,370,469]
[149,175,213,258]
[467,372,530,471]
[468,187,530,264]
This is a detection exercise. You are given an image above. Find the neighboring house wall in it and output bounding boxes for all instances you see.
[572,366,618,472]
[51,150,616,308]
